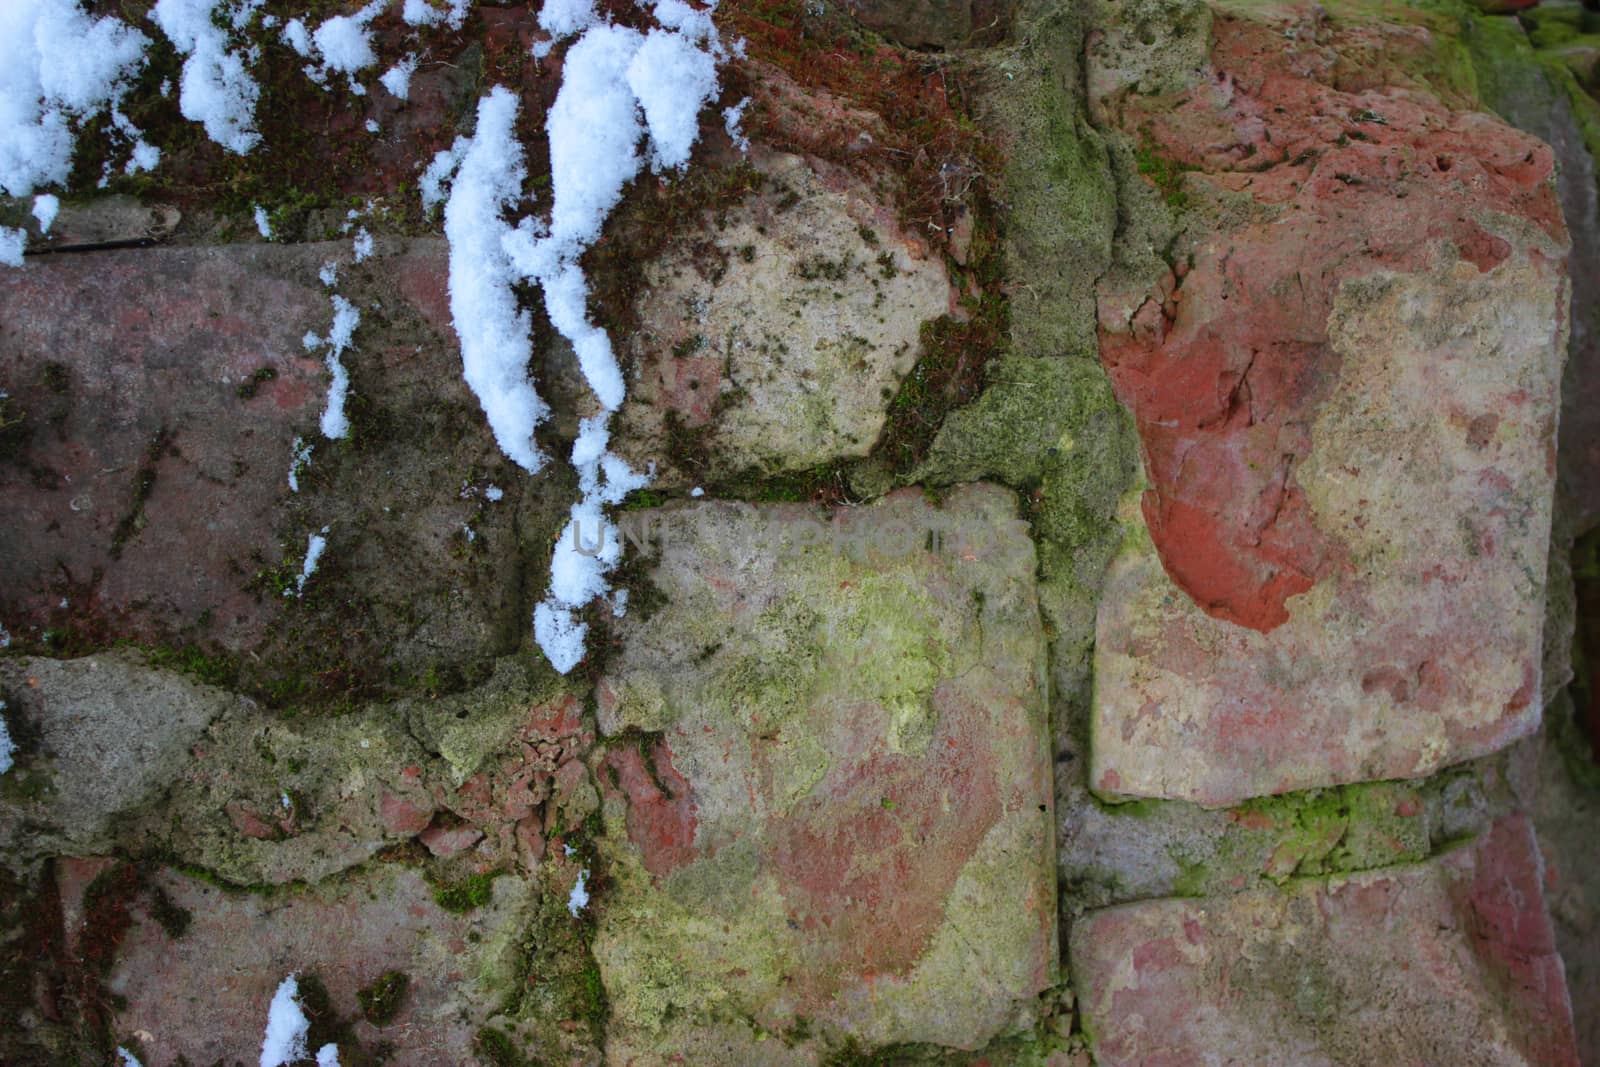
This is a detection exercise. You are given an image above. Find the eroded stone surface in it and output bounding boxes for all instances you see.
[1071,814,1581,1067]
[0,653,234,861]
[841,0,1011,49]
[1088,3,1569,805]
[0,238,568,689]
[613,150,950,487]
[104,865,542,1067]
[592,485,1054,1058]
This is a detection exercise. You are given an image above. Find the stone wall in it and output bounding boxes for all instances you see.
[0,1,1597,1064]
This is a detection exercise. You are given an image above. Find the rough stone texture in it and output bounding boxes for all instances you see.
[1088,2,1569,805]
[0,244,332,649]
[1072,814,1581,1067]
[613,150,950,487]
[0,653,232,861]
[103,865,545,1067]
[591,485,1054,1057]
[142,659,586,887]
[0,194,181,250]
[0,237,568,686]
[1517,696,1600,1066]
[971,0,1116,362]
[2,1,1599,1064]
[914,355,1139,702]
[842,0,1011,49]
[1473,10,1600,531]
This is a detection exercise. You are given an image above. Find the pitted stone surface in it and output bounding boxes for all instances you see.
[0,239,559,680]
[1071,814,1581,1067]
[591,484,1054,1059]
[613,150,951,487]
[105,865,536,1067]
[1088,3,1569,805]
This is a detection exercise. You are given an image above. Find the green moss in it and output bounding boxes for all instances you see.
[108,427,175,560]
[144,643,239,689]
[914,355,1139,624]
[709,460,854,506]
[1519,2,1600,52]
[39,362,69,394]
[0,394,28,460]
[974,12,1115,362]
[235,366,278,400]
[474,1026,529,1067]
[874,293,1009,476]
[357,970,411,1026]
[431,870,499,913]
[1134,128,1197,209]
[146,884,192,940]
[617,488,670,512]
[1221,780,1431,885]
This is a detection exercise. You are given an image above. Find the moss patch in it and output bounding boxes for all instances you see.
[357,970,410,1026]
[429,870,500,914]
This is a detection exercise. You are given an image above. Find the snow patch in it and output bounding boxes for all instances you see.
[308,1,385,90]
[305,295,360,440]
[316,1045,341,1067]
[293,528,329,597]
[32,194,59,233]
[254,204,272,238]
[1,0,151,197]
[151,0,262,154]
[628,31,720,171]
[567,867,590,915]
[288,436,313,492]
[0,228,25,268]
[437,87,550,473]
[381,54,418,100]
[722,96,750,153]
[403,0,472,30]
[281,17,312,57]
[507,0,728,672]
[0,704,15,775]
[259,974,310,1067]
[538,0,598,39]
[352,227,374,262]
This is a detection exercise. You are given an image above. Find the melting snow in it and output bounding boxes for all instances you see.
[403,0,472,30]
[259,974,310,1067]
[0,228,24,268]
[151,0,263,154]
[437,87,550,473]
[32,194,59,233]
[381,54,418,100]
[502,0,729,672]
[293,528,329,597]
[0,702,15,775]
[288,436,313,492]
[723,96,750,152]
[303,295,360,440]
[567,867,590,916]
[0,0,151,196]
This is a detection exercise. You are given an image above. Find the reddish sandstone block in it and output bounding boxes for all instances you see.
[1071,815,1580,1067]
[1088,5,1568,805]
